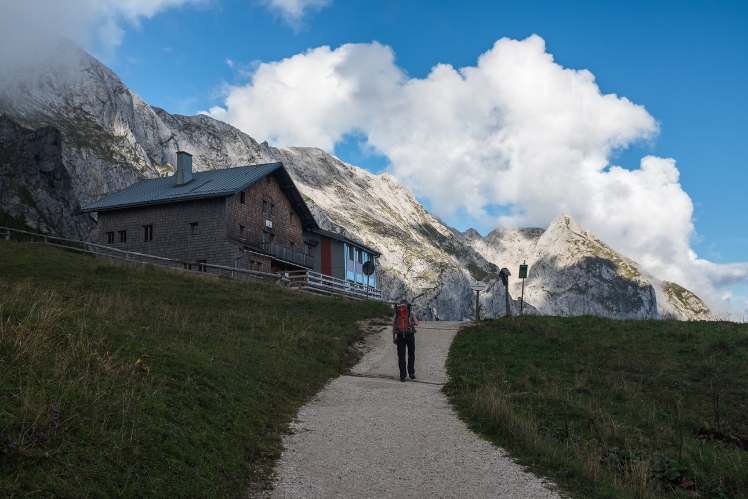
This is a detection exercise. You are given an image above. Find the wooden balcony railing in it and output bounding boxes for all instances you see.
[255,241,314,268]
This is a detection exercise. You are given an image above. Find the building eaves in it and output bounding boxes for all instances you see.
[312,228,382,257]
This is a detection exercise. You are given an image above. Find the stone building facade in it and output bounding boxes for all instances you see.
[82,154,318,274]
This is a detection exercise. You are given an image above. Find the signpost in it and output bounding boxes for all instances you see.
[470,280,487,320]
[519,262,528,315]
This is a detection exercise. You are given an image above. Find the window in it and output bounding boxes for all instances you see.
[190,222,199,235]
[239,224,246,239]
[270,233,276,243]
[143,225,153,242]
[196,259,207,272]
[270,203,275,216]
[240,191,245,205]
[347,244,354,261]
[305,243,314,255]
[261,230,267,243]
[290,241,295,249]
[118,230,127,243]
[106,232,114,244]
[262,200,268,213]
[289,211,294,223]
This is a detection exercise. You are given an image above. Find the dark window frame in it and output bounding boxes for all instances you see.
[239,224,246,240]
[262,199,268,214]
[240,191,246,205]
[190,222,199,236]
[106,232,114,244]
[118,230,127,243]
[143,225,153,242]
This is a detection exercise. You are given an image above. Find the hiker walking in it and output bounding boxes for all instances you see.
[393,299,419,382]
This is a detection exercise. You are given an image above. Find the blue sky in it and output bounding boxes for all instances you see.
[107,0,747,264]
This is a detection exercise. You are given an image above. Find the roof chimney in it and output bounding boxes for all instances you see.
[175,151,193,186]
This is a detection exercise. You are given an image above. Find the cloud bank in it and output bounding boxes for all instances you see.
[0,0,206,62]
[208,36,748,312]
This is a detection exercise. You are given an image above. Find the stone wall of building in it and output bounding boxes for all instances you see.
[95,172,309,273]
[96,197,236,267]
[226,173,303,251]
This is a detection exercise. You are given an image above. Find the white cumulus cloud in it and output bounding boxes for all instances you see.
[207,35,748,312]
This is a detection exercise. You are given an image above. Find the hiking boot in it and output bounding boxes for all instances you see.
[409,374,416,379]
[400,377,406,382]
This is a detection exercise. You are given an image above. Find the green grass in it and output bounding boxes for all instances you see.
[445,316,748,499]
[0,240,392,498]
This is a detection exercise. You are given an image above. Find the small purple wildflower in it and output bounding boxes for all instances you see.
[49,405,60,428]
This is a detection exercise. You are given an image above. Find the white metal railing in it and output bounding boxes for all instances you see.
[285,270,383,301]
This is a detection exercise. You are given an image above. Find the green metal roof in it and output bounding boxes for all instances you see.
[81,162,319,230]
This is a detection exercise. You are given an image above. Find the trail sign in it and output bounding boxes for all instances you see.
[519,261,528,315]
[519,264,528,279]
[470,281,486,320]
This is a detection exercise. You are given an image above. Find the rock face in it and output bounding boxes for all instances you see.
[0,38,712,320]
[458,215,712,321]
[0,114,93,236]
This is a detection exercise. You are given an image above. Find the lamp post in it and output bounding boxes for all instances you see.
[499,268,511,317]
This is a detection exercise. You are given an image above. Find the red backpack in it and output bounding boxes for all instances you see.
[395,304,412,335]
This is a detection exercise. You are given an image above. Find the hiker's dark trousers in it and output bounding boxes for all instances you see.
[396,333,415,379]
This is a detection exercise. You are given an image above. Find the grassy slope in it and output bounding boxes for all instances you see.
[0,241,391,498]
[445,316,748,499]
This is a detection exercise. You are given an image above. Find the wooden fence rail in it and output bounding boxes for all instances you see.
[0,226,387,301]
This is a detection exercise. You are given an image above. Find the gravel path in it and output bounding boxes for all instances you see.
[267,321,560,498]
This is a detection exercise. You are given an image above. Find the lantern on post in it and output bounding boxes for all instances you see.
[499,268,511,317]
